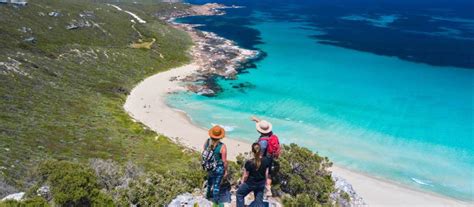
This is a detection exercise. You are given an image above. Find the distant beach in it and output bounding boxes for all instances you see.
[125,1,473,205]
[170,1,474,201]
[123,63,469,206]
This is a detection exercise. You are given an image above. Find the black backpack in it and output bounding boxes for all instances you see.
[201,139,223,172]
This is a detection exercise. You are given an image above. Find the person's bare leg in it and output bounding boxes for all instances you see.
[265,177,272,197]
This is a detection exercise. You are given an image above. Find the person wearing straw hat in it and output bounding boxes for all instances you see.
[201,125,228,205]
[251,116,281,198]
[251,116,280,158]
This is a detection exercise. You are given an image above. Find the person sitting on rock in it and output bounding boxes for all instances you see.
[236,143,272,207]
[201,125,228,205]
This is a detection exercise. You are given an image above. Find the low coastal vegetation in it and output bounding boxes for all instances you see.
[277,144,334,206]
[236,144,336,207]
[2,145,336,206]
[1,0,343,206]
[1,0,192,197]
[1,159,205,206]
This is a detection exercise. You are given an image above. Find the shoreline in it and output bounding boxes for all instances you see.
[163,3,259,97]
[123,63,471,206]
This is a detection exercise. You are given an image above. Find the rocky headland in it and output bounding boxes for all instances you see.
[164,3,259,96]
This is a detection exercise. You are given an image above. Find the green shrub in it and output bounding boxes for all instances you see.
[88,158,205,206]
[176,168,206,191]
[226,160,242,185]
[341,191,351,202]
[116,172,193,206]
[282,193,324,207]
[88,159,124,191]
[275,144,334,205]
[36,160,113,206]
[0,196,49,207]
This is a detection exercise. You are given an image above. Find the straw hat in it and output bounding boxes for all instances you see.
[209,125,225,139]
[256,120,272,134]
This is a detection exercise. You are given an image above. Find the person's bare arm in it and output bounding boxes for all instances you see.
[241,169,249,183]
[200,142,206,162]
[221,144,228,177]
[250,116,261,123]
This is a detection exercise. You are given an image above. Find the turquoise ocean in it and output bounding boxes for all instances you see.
[169,0,474,201]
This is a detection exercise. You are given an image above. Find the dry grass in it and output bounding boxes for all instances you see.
[130,38,156,49]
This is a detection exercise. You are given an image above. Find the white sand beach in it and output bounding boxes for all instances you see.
[124,63,470,207]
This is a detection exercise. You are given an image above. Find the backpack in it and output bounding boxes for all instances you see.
[201,139,223,172]
[260,134,281,158]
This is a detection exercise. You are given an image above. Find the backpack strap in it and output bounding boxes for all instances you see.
[204,138,211,150]
[261,135,278,142]
[260,136,270,141]
[206,139,222,153]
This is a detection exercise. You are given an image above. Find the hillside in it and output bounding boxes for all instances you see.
[0,0,195,197]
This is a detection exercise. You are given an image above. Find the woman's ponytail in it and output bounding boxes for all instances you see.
[252,143,261,169]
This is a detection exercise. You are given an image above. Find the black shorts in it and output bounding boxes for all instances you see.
[268,158,280,177]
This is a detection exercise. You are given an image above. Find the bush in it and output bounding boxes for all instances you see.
[86,158,205,206]
[341,191,350,202]
[0,196,49,207]
[226,160,242,186]
[275,144,334,205]
[282,193,325,207]
[35,160,113,206]
[115,172,194,206]
[88,159,126,191]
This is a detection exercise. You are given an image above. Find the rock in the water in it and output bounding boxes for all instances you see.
[168,192,213,207]
[223,67,237,78]
[331,174,367,207]
[197,88,215,96]
[1,192,25,202]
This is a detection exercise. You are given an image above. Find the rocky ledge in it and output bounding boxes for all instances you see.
[168,192,283,207]
[164,3,259,97]
[331,174,367,207]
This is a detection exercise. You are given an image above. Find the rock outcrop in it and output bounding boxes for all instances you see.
[0,185,52,202]
[159,3,259,97]
[331,174,367,207]
[1,192,25,202]
[168,192,283,207]
[168,193,213,207]
[0,178,17,199]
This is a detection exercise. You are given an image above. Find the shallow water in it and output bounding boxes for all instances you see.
[170,0,474,201]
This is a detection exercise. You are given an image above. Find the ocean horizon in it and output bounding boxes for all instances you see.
[170,0,474,201]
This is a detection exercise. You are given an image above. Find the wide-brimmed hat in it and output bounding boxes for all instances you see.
[209,125,225,139]
[256,120,272,134]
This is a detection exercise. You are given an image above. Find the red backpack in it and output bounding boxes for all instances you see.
[260,134,281,158]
